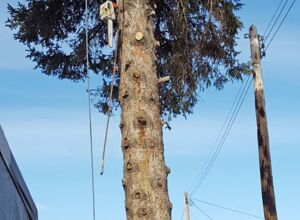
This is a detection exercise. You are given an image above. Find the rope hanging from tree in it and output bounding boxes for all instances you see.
[100,30,120,175]
[99,0,120,175]
[85,0,96,219]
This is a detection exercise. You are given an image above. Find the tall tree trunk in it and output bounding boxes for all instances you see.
[117,0,172,219]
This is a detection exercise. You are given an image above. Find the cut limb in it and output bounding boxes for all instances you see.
[158,76,170,84]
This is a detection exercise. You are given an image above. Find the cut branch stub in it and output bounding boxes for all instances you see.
[145,139,156,148]
[139,207,148,216]
[134,192,141,199]
[126,162,133,171]
[137,206,153,218]
[151,176,164,188]
[146,8,155,17]
[133,190,146,200]
[125,61,132,71]
[122,90,129,99]
[122,178,126,189]
[133,72,141,79]
[154,40,160,48]
[137,116,147,127]
[157,178,163,187]
[135,32,144,41]
[126,207,133,218]
[158,76,170,84]
[165,166,171,175]
[149,92,156,101]
[119,122,125,130]
[122,138,130,150]
[168,201,173,211]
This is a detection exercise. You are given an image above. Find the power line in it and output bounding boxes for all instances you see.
[190,198,263,219]
[190,76,252,196]
[262,0,285,37]
[85,0,96,219]
[263,0,289,44]
[190,200,214,220]
[193,77,252,194]
[188,78,247,194]
[190,77,251,195]
[265,0,296,51]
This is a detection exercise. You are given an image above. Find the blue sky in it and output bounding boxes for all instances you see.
[0,1,299,219]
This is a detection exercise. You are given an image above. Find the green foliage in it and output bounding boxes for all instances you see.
[7,0,247,121]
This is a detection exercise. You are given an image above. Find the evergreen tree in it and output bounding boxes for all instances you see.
[7,0,246,219]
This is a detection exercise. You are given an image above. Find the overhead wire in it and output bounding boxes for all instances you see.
[189,78,248,195]
[198,77,252,184]
[263,0,289,44]
[85,0,96,219]
[188,77,247,194]
[265,0,296,51]
[190,75,252,196]
[190,198,263,219]
[262,0,285,37]
[192,77,252,195]
[190,200,214,220]
[186,0,295,211]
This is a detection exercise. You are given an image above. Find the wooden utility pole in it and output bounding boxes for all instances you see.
[184,192,191,220]
[249,25,278,220]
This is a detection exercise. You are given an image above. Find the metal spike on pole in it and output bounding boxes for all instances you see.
[248,25,278,220]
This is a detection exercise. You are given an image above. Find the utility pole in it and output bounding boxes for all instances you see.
[249,25,278,220]
[184,192,191,220]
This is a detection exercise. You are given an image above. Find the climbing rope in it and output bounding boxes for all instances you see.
[100,29,120,175]
[85,0,120,176]
[85,0,96,219]
[99,0,123,175]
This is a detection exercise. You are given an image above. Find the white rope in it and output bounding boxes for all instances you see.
[100,29,119,175]
[85,0,96,219]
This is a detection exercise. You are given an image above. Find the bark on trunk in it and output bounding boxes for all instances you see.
[117,0,172,219]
